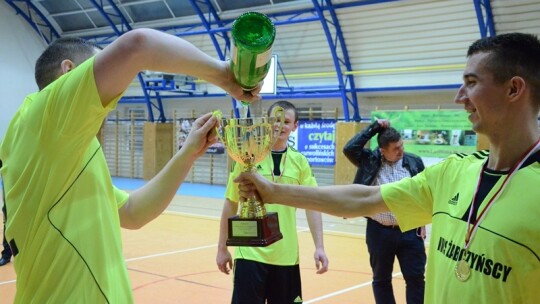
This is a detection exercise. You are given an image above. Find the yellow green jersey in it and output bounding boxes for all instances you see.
[381,151,540,303]
[0,57,133,303]
[225,147,317,265]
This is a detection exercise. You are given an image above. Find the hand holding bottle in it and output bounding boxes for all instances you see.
[221,61,262,104]
[229,12,275,106]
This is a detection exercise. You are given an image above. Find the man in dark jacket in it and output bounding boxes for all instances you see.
[343,119,426,304]
[1,204,11,267]
[1,160,11,267]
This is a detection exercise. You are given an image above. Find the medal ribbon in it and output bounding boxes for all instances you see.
[270,150,287,183]
[464,138,540,250]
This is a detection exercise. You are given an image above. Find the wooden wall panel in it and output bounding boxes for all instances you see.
[143,122,174,180]
[334,122,371,185]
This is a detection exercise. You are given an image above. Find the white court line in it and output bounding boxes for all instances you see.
[125,244,217,262]
[0,279,16,286]
[304,272,403,303]
[164,210,219,220]
[125,225,345,264]
[0,217,390,287]
[0,244,217,285]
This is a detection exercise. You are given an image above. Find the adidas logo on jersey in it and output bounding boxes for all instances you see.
[448,193,460,205]
[256,164,263,171]
[293,296,303,303]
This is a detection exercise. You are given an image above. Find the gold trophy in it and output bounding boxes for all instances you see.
[217,107,285,247]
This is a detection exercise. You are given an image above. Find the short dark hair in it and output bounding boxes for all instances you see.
[467,33,540,104]
[377,127,401,148]
[35,37,100,90]
[267,100,298,123]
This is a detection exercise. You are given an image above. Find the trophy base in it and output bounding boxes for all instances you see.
[226,212,283,247]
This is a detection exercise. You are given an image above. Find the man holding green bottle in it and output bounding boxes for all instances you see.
[0,28,261,303]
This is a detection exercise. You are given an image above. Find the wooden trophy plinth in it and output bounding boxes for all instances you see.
[226,212,283,247]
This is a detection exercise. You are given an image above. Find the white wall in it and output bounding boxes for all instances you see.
[491,0,540,36]
[0,2,46,140]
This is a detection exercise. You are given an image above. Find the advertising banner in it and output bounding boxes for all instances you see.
[371,110,477,158]
[293,120,336,165]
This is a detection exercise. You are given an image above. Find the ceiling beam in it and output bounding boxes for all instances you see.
[4,0,60,44]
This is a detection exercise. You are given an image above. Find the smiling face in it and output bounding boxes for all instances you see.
[273,108,297,149]
[454,52,510,135]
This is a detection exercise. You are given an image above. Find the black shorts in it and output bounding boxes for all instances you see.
[232,258,302,304]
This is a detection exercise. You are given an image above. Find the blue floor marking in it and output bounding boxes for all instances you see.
[112,177,226,199]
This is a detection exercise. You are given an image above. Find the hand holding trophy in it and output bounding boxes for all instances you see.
[213,11,282,247]
[213,11,281,247]
[216,107,285,246]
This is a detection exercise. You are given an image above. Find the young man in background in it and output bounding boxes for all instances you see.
[216,100,329,304]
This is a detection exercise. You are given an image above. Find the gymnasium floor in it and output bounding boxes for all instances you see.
[0,178,421,303]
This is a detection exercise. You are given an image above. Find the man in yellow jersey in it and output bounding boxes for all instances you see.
[235,33,540,303]
[216,100,329,303]
[0,30,260,303]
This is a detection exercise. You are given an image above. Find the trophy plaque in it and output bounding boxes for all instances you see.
[217,107,284,247]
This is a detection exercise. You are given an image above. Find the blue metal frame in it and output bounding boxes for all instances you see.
[6,0,477,121]
[312,0,359,121]
[188,0,230,60]
[88,0,131,35]
[473,0,496,38]
[81,9,320,44]
[332,0,400,9]
[88,0,168,123]
[119,83,461,104]
[82,6,321,118]
[188,0,244,117]
[4,0,60,44]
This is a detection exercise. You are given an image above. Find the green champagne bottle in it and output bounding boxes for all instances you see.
[230,12,276,106]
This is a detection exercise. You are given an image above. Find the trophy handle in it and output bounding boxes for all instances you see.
[216,120,225,145]
[270,106,285,148]
[213,110,226,145]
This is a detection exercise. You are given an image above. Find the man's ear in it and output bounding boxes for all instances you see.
[508,76,526,100]
[292,121,298,132]
[60,59,75,75]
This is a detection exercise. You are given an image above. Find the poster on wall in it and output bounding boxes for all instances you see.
[292,120,336,166]
[371,110,477,158]
[176,118,225,154]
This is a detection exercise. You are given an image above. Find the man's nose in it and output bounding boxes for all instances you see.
[454,86,466,104]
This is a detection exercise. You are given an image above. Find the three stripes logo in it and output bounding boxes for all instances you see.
[448,193,460,205]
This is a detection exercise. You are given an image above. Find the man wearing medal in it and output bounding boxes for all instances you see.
[216,100,329,303]
[235,33,540,303]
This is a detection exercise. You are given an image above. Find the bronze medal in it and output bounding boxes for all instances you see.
[457,139,540,283]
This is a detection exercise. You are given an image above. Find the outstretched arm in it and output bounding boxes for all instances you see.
[118,113,218,229]
[94,28,260,106]
[235,172,388,218]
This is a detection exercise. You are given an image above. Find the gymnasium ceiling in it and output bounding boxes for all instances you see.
[6,0,318,38]
[3,0,517,121]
